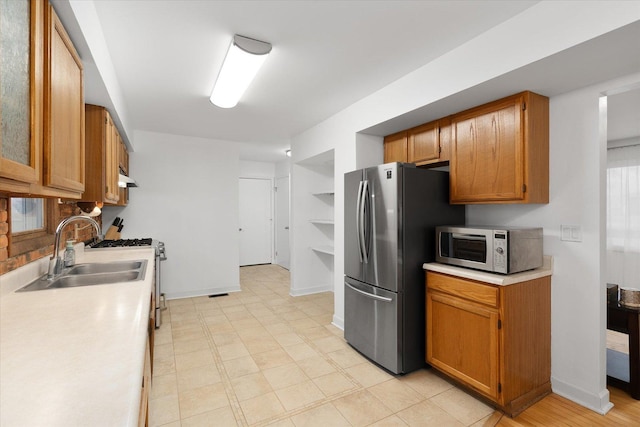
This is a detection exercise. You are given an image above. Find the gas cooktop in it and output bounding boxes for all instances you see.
[90,238,153,248]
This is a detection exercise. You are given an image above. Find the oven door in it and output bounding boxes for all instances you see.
[437,229,493,272]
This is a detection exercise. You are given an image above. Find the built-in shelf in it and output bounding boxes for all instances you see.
[311,245,334,256]
[294,149,335,295]
[309,219,334,225]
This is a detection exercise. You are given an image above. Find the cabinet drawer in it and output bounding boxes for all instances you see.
[426,272,498,308]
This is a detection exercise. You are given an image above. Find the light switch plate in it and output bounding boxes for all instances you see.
[561,225,582,242]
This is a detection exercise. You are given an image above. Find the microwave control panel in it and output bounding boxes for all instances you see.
[493,232,507,274]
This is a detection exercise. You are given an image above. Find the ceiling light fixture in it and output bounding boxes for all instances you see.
[210,34,272,108]
[285,149,291,157]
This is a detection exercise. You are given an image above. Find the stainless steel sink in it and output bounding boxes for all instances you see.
[66,260,146,275]
[48,271,142,288]
[17,259,147,292]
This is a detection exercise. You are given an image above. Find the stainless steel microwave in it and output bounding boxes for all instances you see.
[436,226,543,274]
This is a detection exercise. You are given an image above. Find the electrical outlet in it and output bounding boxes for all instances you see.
[561,225,582,242]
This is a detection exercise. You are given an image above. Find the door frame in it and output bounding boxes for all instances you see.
[239,176,274,265]
[274,174,290,269]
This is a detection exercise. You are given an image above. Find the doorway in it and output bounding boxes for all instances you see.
[604,85,640,393]
[275,175,290,269]
[239,178,272,266]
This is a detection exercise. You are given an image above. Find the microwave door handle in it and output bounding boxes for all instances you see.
[356,180,364,263]
[451,233,486,241]
[361,180,369,264]
[346,282,392,302]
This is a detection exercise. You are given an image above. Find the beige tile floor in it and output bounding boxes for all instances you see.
[150,264,495,427]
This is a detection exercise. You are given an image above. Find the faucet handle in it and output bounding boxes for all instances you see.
[47,256,62,279]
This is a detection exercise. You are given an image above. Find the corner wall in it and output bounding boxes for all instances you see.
[109,130,241,299]
[467,73,640,412]
[290,2,640,414]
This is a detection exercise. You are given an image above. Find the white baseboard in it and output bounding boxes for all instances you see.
[165,285,241,300]
[289,284,332,297]
[332,315,344,330]
[551,376,613,415]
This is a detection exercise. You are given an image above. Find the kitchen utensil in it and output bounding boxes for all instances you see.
[104,217,121,240]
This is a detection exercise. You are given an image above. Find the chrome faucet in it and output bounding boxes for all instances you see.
[47,216,102,279]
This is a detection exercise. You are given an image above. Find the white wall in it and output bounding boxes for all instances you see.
[468,73,640,413]
[239,160,275,179]
[290,1,640,414]
[108,130,241,299]
[275,159,291,178]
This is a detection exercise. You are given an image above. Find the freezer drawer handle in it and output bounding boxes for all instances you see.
[346,282,392,303]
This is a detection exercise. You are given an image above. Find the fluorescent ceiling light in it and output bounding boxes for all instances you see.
[210,35,272,108]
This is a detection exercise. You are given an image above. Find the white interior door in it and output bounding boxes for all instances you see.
[239,178,272,266]
[275,176,290,269]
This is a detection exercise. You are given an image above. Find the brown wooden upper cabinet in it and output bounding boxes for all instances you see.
[383,91,548,205]
[0,0,85,199]
[383,131,408,163]
[450,91,548,204]
[383,119,451,166]
[0,0,44,192]
[42,2,85,195]
[114,137,129,207]
[408,118,451,165]
[119,138,129,176]
[83,105,120,204]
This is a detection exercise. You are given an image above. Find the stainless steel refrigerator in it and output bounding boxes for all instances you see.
[344,163,465,374]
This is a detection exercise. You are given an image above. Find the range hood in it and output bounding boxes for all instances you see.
[118,173,138,188]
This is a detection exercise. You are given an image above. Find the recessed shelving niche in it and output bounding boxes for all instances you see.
[292,149,335,296]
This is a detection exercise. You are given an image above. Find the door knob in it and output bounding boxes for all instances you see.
[285,226,289,230]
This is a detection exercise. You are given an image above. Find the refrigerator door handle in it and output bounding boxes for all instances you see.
[345,282,392,303]
[360,180,369,263]
[356,180,364,262]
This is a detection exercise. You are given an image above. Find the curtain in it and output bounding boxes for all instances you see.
[606,143,640,289]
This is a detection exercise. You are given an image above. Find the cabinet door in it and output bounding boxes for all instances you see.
[115,138,129,206]
[427,291,500,399]
[0,0,43,188]
[104,115,119,203]
[450,95,524,203]
[438,118,451,162]
[43,4,84,193]
[119,138,129,175]
[408,121,439,164]
[383,131,407,163]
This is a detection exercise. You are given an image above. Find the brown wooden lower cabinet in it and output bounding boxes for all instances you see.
[149,293,155,375]
[139,338,151,427]
[426,271,551,417]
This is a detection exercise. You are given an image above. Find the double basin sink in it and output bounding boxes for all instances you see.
[17,260,148,292]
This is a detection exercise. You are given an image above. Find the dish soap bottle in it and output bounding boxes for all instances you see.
[63,241,75,267]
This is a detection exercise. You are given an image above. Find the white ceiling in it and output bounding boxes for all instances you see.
[51,1,640,162]
[53,0,540,161]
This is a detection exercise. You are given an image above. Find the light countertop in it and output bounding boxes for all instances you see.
[423,255,553,286]
[0,245,155,427]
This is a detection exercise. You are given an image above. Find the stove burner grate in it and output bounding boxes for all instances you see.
[91,238,153,248]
